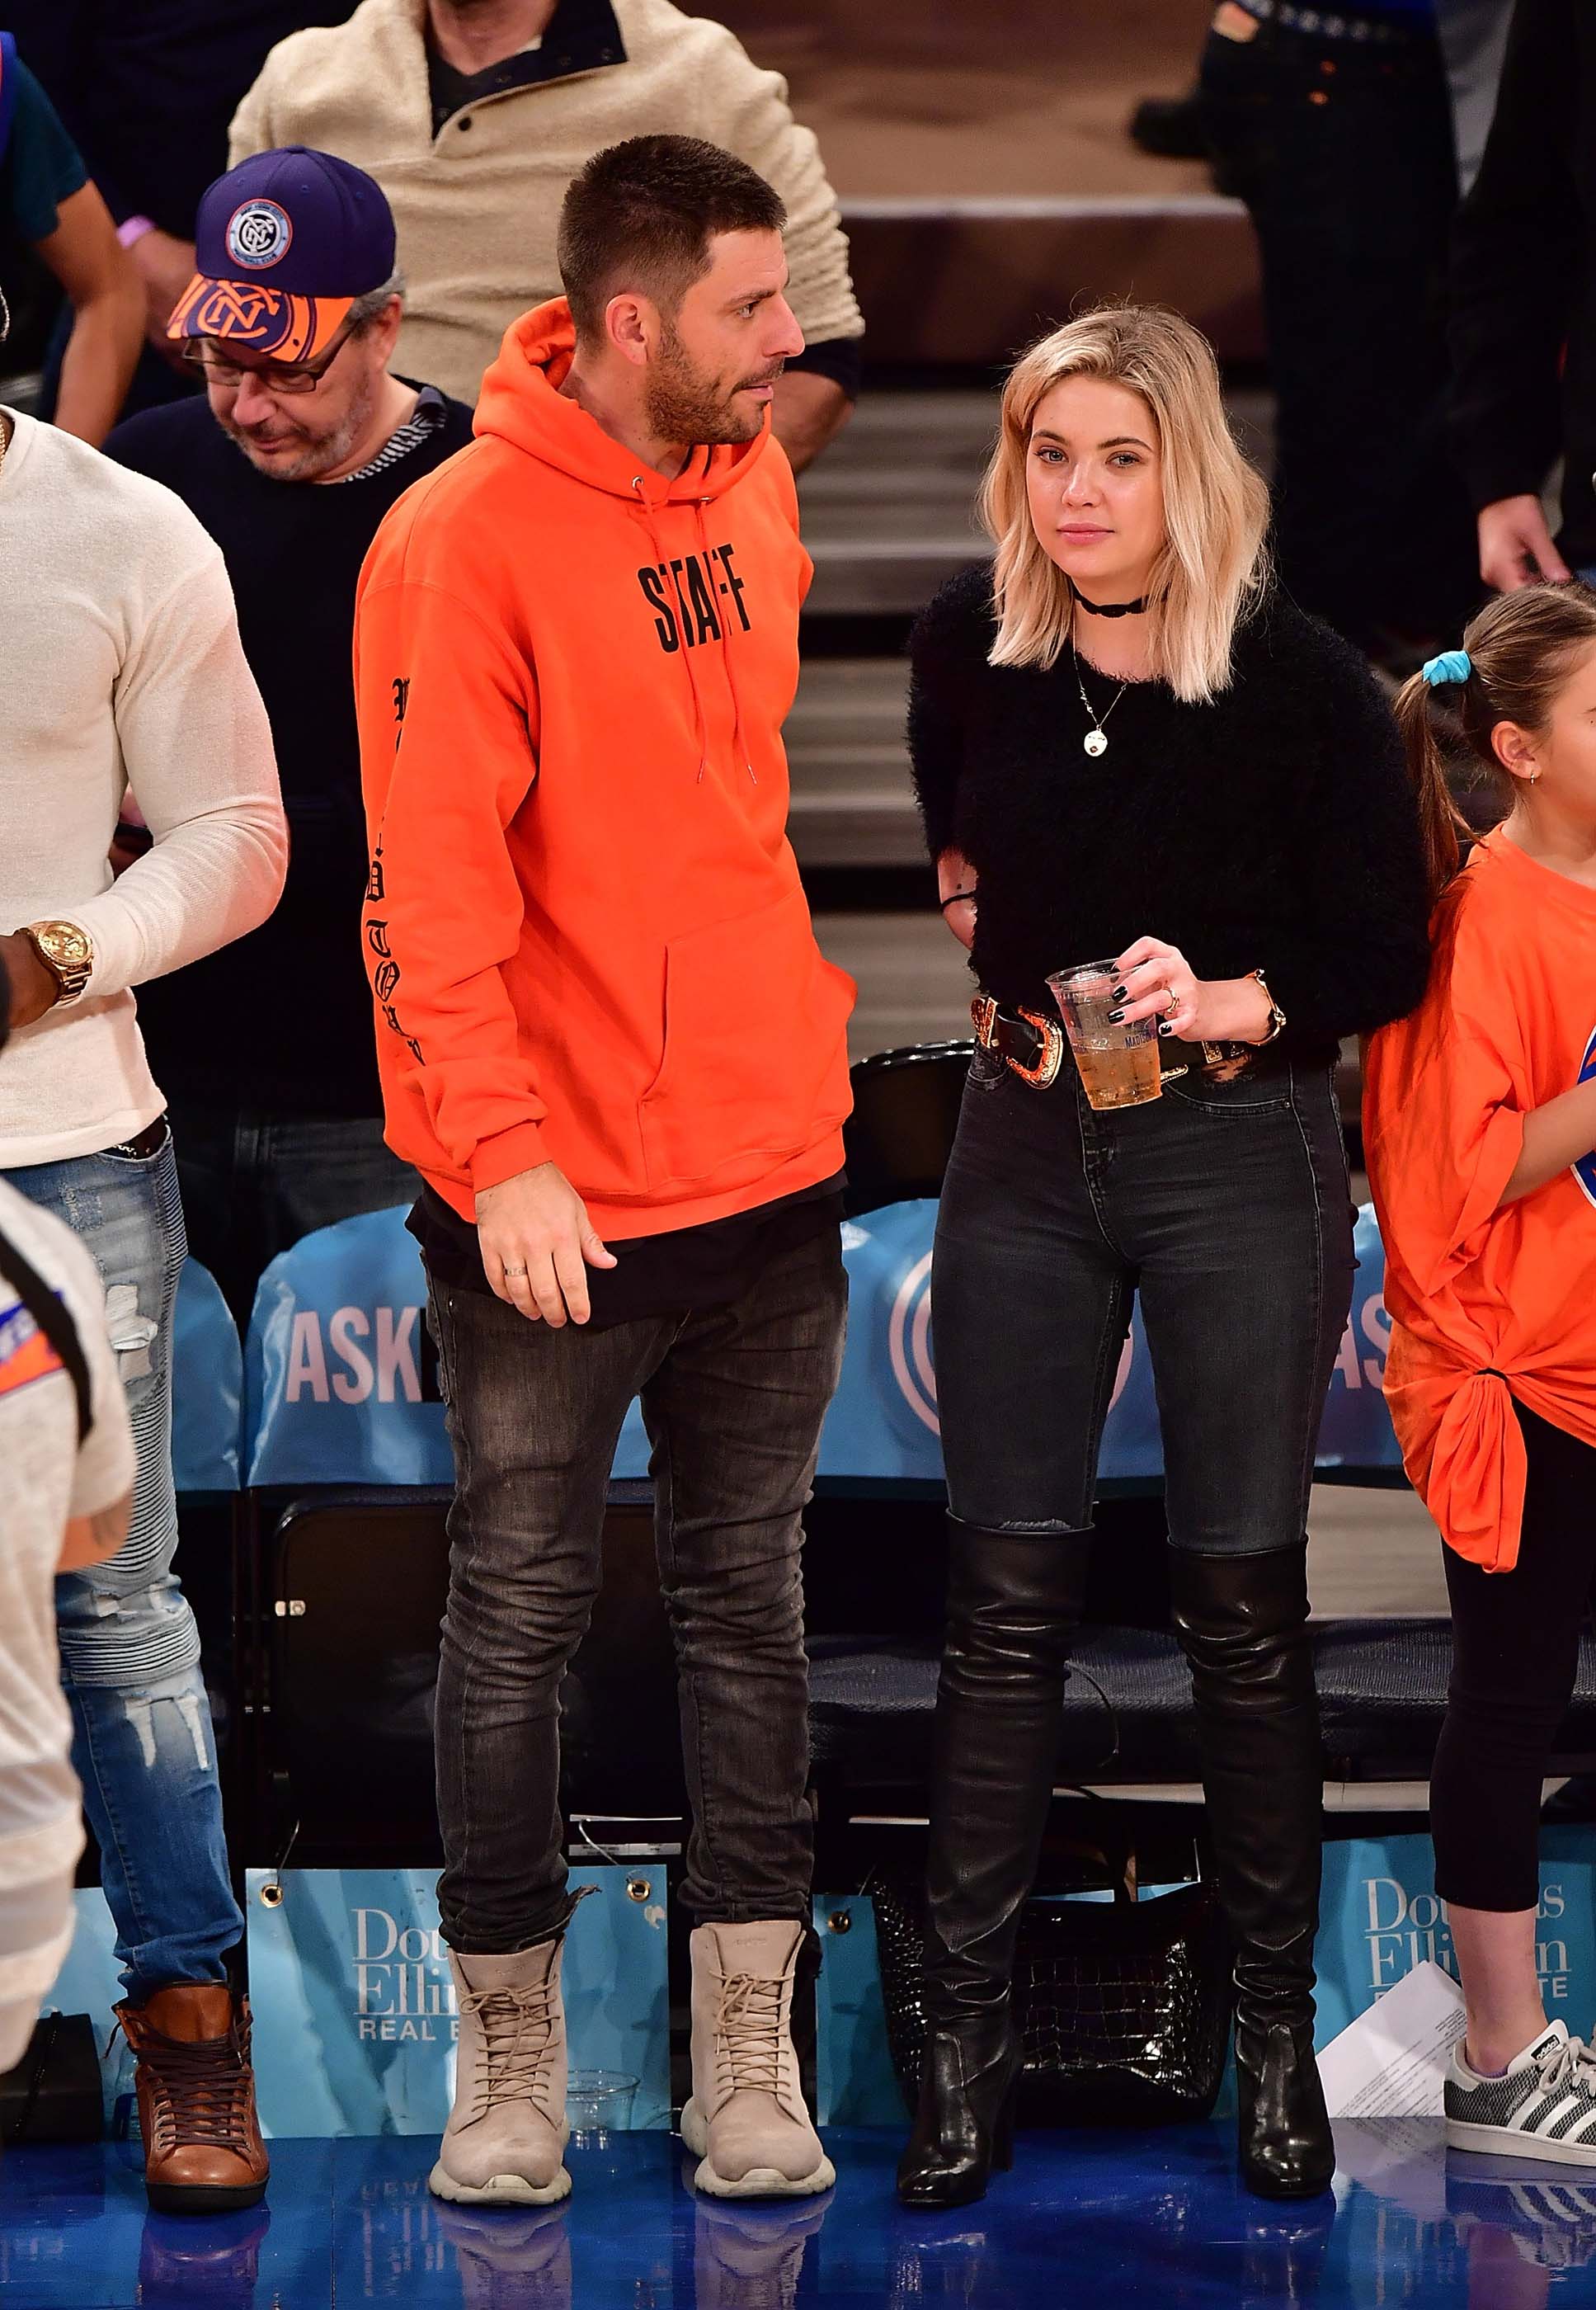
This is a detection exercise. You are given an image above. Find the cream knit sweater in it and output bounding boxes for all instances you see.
[231,0,864,408]
[0,416,285,1169]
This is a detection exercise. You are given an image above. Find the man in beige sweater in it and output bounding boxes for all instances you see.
[229,0,864,469]
[0,401,285,2214]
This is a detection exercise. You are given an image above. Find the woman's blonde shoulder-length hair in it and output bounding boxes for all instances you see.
[981,304,1271,705]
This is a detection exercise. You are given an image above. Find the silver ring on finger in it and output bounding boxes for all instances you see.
[502,1263,528,1278]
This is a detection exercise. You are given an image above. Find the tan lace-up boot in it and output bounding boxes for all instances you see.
[430,1933,572,2206]
[681,1921,836,2199]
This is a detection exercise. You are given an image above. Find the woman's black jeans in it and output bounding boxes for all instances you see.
[933,1046,1356,1549]
[921,1047,1354,2198]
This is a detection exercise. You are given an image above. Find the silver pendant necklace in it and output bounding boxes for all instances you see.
[1071,627,1128,757]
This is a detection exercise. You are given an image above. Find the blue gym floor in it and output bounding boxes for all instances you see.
[5,2119,1596,2306]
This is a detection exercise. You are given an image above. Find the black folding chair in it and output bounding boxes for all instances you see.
[258,1480,682,1868]
[842,1040,973,1217]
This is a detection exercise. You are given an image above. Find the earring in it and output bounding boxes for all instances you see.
[1530,767,1542,785]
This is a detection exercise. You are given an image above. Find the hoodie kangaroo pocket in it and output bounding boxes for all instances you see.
[638,889,855,1195]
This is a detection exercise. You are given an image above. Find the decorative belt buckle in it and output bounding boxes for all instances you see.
[971,996,1065,1088]
[1008,1005,1066,1089]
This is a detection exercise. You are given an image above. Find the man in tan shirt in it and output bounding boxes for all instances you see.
[229,0,864,469]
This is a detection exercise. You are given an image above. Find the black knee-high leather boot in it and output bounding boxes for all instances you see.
[1170,1544,1335,2200]
[897,1522,1093,2210]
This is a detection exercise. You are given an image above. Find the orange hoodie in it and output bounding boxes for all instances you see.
[355,300,855,1238]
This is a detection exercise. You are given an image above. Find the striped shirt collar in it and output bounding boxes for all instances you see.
[332,384,450,485]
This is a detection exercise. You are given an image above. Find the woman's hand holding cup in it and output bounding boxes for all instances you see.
[1109,936,1276,1044]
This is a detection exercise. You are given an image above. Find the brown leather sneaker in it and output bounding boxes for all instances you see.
[115,1984,269,2213]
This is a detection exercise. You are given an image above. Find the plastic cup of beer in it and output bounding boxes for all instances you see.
[1047,958,1162,1111]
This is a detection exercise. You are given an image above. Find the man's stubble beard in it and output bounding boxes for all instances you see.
[226,364,379,483]
[643,321,779,450]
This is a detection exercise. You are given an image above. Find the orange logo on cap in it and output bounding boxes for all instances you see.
[168,276,316,360]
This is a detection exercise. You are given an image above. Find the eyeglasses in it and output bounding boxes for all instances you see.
[179,323,355,396]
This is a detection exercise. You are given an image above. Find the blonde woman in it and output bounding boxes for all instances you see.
[898,306,1432,2209]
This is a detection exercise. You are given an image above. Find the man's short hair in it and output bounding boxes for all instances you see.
[348,266,406,332]
[558,135,785,341]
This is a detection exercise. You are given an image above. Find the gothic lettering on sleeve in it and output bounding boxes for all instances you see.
[365,904,422,1064]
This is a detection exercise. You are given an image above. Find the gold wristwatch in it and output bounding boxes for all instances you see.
[21,919,94,1006]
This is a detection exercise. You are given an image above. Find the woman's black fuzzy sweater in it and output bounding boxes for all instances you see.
[907,568,1434,1058]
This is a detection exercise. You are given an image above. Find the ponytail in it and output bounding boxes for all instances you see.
[1394,671,1469,906]
[1396,582,1596,907]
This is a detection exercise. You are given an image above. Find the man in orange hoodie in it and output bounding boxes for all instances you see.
[355,135,854,2209]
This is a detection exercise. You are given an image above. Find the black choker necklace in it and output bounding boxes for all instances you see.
[1070,583,1148,619]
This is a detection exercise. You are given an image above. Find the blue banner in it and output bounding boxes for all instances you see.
[247,1209,450,1487]
[244,1865,671,2137]
[244,1200,1404,1491]
[172,1256,242,1493]
[812,1897,903,2127]
[1315,1830,1596,2050]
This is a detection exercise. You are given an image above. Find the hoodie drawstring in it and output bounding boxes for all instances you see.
[633,478,713,783]
[696,497,756,786]
[631,476,757,788]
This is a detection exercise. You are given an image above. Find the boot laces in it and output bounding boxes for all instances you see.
[460,1980,558,2116]
[1536,2035,1596,2099]
[718,1973,784,2096]
[122,2013,255,2154]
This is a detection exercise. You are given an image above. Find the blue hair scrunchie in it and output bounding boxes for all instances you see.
[1422,648,1472,687]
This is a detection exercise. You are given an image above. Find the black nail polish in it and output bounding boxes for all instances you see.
[1110,984,1128,1002]
[1158,1021,1174,1037]
[1107,1007,1124,1024]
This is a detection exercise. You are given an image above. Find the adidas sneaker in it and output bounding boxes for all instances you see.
[1448,2161,1596,2275]
[1447,2022,1596,2166]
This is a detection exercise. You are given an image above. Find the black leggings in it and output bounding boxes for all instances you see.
[1431,1403,1596,1913]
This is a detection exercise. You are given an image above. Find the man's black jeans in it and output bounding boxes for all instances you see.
[933,1049,1354,1549]
[426,1228,848,1953]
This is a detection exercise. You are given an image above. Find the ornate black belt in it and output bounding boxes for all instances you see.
[972,997,1279,1091]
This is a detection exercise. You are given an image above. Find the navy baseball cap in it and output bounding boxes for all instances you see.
[168,147,397,362]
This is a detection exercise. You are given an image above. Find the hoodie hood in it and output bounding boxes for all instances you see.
[355,293,852,1242]
[473,297,773,507]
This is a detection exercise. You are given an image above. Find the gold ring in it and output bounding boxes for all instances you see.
[502,1264,528,1278]
[1164,984,1180,1016]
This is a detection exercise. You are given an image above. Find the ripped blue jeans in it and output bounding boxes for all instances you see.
[3,1123,242,2000]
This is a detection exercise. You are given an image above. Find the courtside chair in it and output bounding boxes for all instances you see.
[841,1039,974,1216]
[238,1211,687,1874]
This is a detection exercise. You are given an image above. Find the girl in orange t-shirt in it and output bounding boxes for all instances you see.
[1365,582,1596,2164]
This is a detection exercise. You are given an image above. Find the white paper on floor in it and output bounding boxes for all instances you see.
[1317,1957,1467,2118]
